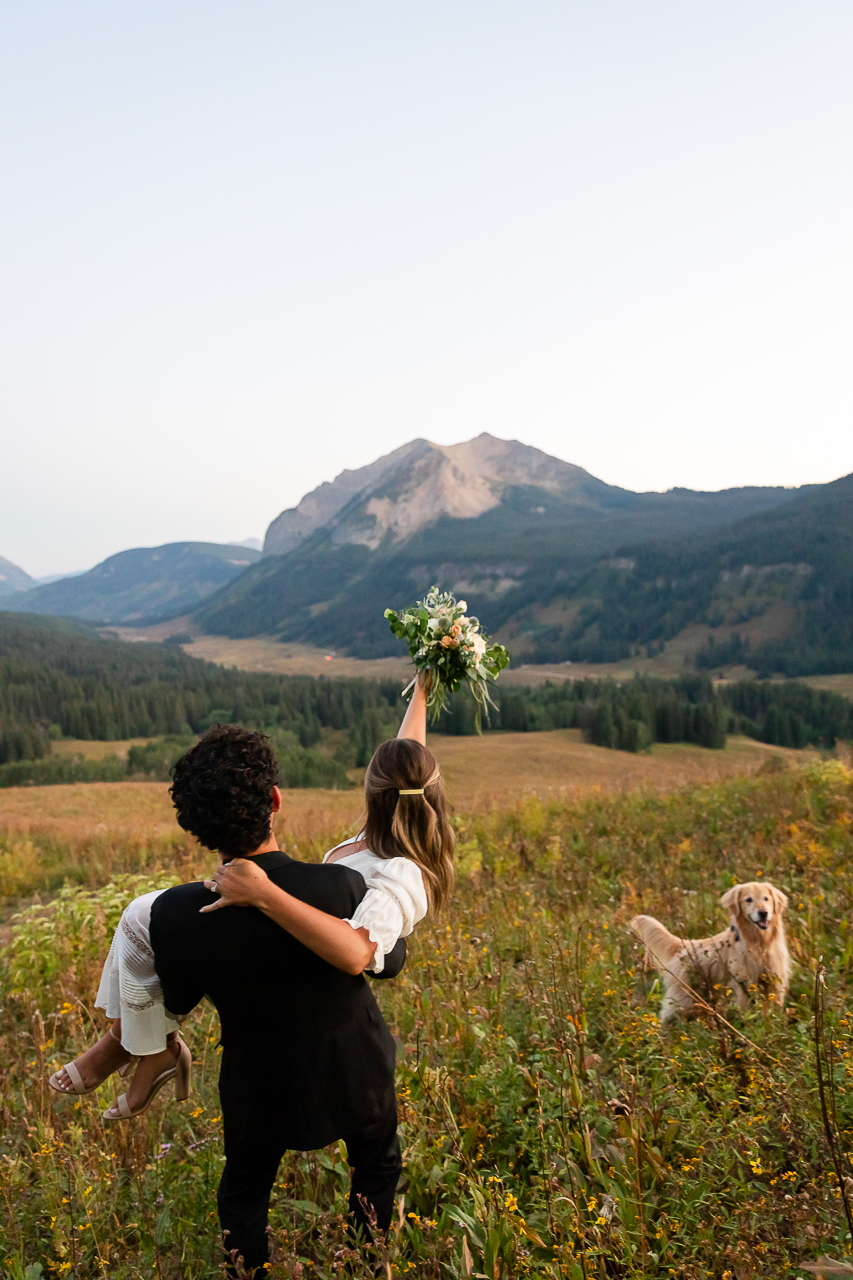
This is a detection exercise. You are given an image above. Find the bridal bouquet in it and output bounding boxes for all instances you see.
[385,586,509,730]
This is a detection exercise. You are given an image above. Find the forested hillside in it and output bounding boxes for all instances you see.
[7,436,838,675]
[0,614,403,783]
[513,471,853,673]
[191,437,853,678]
[193,480,801,653]
[0,542,261,624]
[1,615,849,790]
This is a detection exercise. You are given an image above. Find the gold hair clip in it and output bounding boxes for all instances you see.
[398,771,441,797]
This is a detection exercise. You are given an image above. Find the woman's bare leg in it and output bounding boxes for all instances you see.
[117,1032,181,1111]
[52,1019,132,1093]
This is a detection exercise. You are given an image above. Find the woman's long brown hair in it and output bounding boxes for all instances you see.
[362,738,455,913]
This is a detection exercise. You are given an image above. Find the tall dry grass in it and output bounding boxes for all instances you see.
[0,760,851,1276]
[0,732,811,910]
[0,784,366,912]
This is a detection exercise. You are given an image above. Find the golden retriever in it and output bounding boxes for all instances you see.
[630,881,791,1027]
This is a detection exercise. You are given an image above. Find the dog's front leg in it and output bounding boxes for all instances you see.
[659,992,682,1028]
[659,968,696,1027]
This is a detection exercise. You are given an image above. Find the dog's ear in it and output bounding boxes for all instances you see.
[719,885,741,914]
[770,885,789,914]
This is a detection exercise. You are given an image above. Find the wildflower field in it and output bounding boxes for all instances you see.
[1,758,852,1277]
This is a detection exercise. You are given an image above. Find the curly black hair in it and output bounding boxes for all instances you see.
[169,724,279,858]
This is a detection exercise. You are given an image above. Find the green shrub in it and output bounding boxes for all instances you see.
[277,743,354,789]
[3,873,180,1008]
[126,736,195,779]
[0,754,127,788]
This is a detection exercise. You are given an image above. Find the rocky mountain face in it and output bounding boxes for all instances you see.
[0,543,261,624]
[195,433,806,660]
[264,434,611,555]
[0,555,36,597]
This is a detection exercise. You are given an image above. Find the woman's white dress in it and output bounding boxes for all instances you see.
[322,839,429,975]
[95,844,427,1055]
[95,890,182,1056]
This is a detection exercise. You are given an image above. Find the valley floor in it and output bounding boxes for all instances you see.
[105,623,853,699]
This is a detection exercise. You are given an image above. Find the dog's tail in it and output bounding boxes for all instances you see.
[629,914,683,969]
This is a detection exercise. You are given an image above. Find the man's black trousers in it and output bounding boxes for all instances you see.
[217,1094,402,1276]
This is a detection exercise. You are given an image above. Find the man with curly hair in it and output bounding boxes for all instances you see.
[149,724,406,1277]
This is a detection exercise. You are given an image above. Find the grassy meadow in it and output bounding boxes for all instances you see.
[0,728,813,897]
[0,750,852,1277]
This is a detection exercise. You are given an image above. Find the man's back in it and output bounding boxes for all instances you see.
[150,850,398,1150]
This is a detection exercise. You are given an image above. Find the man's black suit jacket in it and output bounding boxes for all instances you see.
[149,849,403,1153]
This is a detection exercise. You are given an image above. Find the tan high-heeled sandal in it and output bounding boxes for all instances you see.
[102,1038,192,1121]
[48,1026,137,1096]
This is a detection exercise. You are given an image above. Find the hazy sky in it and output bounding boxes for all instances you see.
[2,2,852,576]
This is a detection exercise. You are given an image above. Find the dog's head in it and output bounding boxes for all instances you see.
[719,881,788,936]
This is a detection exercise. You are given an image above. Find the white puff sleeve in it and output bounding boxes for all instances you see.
[344,857,429,974]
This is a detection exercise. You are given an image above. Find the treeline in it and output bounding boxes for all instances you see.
[0,754,128,788]
[2,616,850,786]
[0,732,358,791]
[437,673,852,752]
[720,679,853,749]
[0,614,403,769]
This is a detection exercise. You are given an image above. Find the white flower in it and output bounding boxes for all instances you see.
[457,601,467,612]
[471,633,487,659]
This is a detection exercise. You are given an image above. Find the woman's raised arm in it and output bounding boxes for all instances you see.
[397,673,429,745]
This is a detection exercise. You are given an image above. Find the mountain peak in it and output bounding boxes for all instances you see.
[263,438,431,555]
[438,433,596,491]
[0,554,36,597]
[263,433,605,555]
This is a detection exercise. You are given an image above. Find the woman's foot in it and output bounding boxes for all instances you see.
[50,1027,132,1095]
[102,1037,188,1120]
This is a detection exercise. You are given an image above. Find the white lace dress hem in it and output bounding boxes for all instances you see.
[95,890,182,1056]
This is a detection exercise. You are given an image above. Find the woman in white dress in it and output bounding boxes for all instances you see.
[48,678,453,1117]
